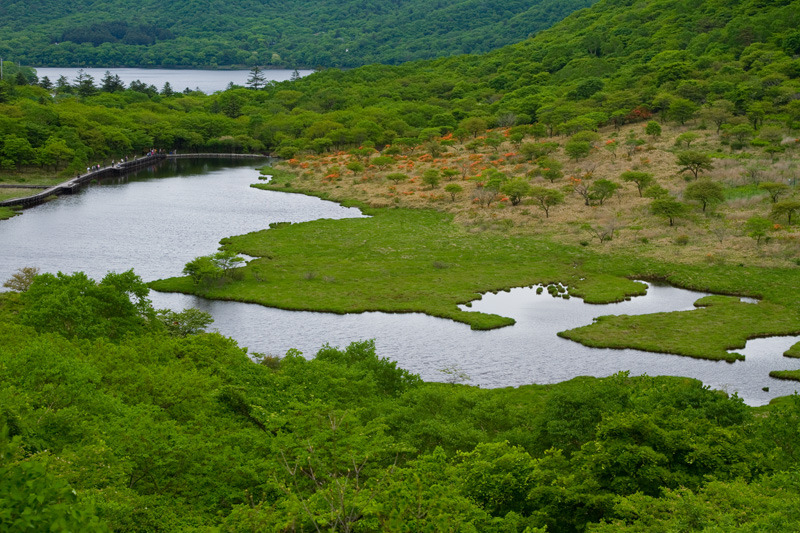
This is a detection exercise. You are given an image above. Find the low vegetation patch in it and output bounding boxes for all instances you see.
[559,297,800,362]
[769,370,800,381]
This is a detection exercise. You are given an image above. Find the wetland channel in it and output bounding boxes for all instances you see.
[1,159,798,405]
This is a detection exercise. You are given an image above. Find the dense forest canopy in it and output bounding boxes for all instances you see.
[1,0,798,170]
[0,0,596,68]
[2,271,800,531]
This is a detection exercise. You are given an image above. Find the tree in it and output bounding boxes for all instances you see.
[674,132,700,148]
[589,179,620,205]
[650,198,688,226]
[529,186,565,217]
[685,180,724,212]
[624,132,645,157]
[346,161,365,175]
[645,121,662,138]
[565,140,591,161]
[744,216,772,245]
[3,266,40,292]
[20,270,156,340]
[162,82,174,97]
[246,66,267,89]
[156,308,214,337]
[100,71,125,92]
[422,169,441,189]
[581,219,623,242]
[676,151,713,179]
[37,138,75,171]
[183,255,224,287]
[459,117,488,138]
[1,135,36,169]
[771,199,800,224]
[668,98,698,125]
[758,182,790,203]
[386,173,409,185]
[501,178,532,206]
[620,171,654,197]
[702,100,735,134]
[74,69,97,97]
[444,183,463,202]
[372,156,395,170]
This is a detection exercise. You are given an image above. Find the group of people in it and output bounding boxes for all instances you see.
[78,149,168,177]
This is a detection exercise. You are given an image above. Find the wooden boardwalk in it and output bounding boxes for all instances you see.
[0,153,268,209]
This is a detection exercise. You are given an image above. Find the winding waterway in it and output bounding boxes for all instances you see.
[2,159,799,405]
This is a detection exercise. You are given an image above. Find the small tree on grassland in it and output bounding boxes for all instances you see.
[620,171,654,197]
[651,198,689,226]
[759,182,790,203]
[422,169,441,189]
[771,199,800,224]
[529,186,565,217]
[386,173,409,185]
[677,151,714,180]
[501,178,532,206]
[444,183,463,202]
[744,216,772,245]
[685,180,724,212]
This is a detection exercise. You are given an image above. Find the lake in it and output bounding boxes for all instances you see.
[32,67,313,94]
[1,159,798,405]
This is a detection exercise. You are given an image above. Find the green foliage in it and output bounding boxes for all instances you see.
[315,339,421,396]
[444,182,463,201]
[156,307,214,337]
[422,168,441,189]
[676,151,714,180]
[565,140,591,161]
[745,216,773,245]
[182,251,244,288]
[1,0,597,69]
[3,276,800,532]
[501,177,532,206]
[529,186,565,217]
[20,270,156,340]
[619,171,654,197]
[650,198,688,226]
[771,199,800,225]
[0,430,108,532]
[685,179,724,212]
[588,179,620,206]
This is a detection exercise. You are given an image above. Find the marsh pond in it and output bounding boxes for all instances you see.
[2,159,798,405]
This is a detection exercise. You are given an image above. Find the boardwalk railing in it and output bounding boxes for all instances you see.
[0,153,269,209]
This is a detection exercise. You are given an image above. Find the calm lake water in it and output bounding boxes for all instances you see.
[1,159,799,405]
[33,67,313,94]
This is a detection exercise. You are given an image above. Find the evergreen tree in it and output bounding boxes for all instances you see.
[247,66,266,89]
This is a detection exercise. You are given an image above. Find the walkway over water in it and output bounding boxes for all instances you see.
[0,153,267,209]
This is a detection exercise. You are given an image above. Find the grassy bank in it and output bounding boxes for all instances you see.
[152,119,800,365]
[559,296,800,362]
[0,206,21,220]
[151,207,647,330]
[151,200,800,362]
[769,370,800,381]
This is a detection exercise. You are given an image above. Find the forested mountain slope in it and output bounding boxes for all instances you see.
[0,0,595,68]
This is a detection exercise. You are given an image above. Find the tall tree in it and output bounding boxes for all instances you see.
[247,66,266,89]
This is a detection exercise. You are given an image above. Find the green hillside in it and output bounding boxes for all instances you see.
[2,272,800,532]
[0,0,595,68]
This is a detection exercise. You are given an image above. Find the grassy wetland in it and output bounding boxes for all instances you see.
[152,120,800,371]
